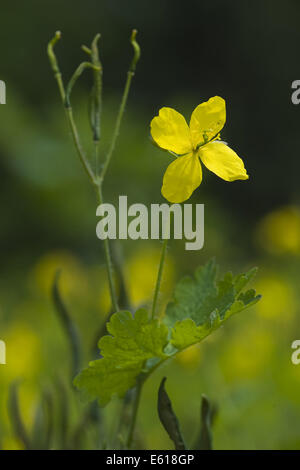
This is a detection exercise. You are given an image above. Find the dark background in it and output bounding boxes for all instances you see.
[0,0,299,265]
[1,0,300,450]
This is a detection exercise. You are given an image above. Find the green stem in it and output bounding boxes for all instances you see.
[48,30,140,315]
[48,35,141,443]
[96,184,119,313]
[151,238,168,320]
[125,344,196,448]
[126,379,143,449]
[48,33,120,313]
[65,106,96,185]
[125,328,212,449]
[94,141,99,178]
[48,34,96,186]
[65,61,99,108]
[99,29,140,182]
[100,69,135,181]
[90,34,102,177]
[53,68,65,103]
[125,352,170,449]
[47,32,65,102]
[90,33,102,144]
[126,236,168,447]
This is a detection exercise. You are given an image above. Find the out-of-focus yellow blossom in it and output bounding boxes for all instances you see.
[2,437,25,450]
[255,276,296,320]
[32,251,88,297]
[96,246,175,312]
[125,246,175,308]
[220,327,274,382]
[255,206,300,254]
[96,265,117,314]
[4,325,41,379]
[0,326,40,430]
[150,96,248,202]
[176,344,202,369]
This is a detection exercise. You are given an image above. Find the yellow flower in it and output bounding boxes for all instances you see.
[255,206,300,254]
[150,96,249,203]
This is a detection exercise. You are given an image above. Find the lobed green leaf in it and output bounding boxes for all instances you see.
[165,259,261,350]
[74,309,168,406]
[74,261,261,407]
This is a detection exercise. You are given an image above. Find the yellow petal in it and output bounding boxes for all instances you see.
[161,153,202,203]
[199,141,249,181]
[151,107,192,155]
[189,96,226,148]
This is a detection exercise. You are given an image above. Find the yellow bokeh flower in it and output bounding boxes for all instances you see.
[3,325,41,379]
[255,206,300,255]
[255,275,296,320]
[32,251,88,298]
[220,326,274,382]
[175,344,202,369]
[2,437,25,450]
[125,245,175,308]
[96,246,175,312]
[150,96,249,202]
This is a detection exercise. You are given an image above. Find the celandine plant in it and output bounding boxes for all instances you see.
[46,30,261,450]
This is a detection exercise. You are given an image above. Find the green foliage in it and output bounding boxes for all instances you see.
[167,259,261,350]
[74,309,168,406]
[165,259,259,327]
[75,260,261,407]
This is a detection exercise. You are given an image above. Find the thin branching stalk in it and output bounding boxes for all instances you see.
[99,70,133,182]
[48,32,96,185]
[65,61,99,108]
[82,33,103,176]
[47,30,140,315]
[65,106,96,184]
[99,29,140,183]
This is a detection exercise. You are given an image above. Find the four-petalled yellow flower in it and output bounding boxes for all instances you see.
[150,96,249,203]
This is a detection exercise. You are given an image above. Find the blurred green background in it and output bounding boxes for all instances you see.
[1,0,300,450]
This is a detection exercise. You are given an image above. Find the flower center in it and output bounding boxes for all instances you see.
[194,131,221,151]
